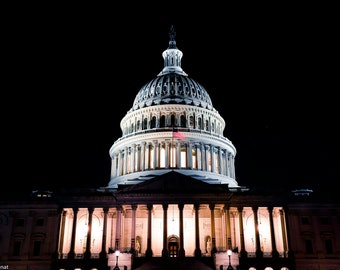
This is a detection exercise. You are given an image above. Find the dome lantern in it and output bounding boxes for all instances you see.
[158,25,188,77]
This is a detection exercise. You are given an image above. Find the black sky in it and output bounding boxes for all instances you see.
[3,3,339,194]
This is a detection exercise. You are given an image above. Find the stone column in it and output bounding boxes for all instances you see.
[281,207,294,258]
[196,143,202,170]
[52,207,64,260]
[209,204,217,254]
[187,142,192,169]
[194,203,202,257]
[111,154,118,178]
[131,144,136,173]
[231,154,235,178]
[224,205,232,249]
[145,204,153,258]
[211,145,215,173]
[153,140,157,169]
[115,206,122,251]
[226,152,230,177]
[100,208,109,259]
[68,207,78,259]
[165,140,170,169]
[117,151,122,176]
[84,207,94,259]
[253,206,263,258]
[177,141,181,168]
[218,147,222,175]
[178,203,185,257]
[136,145,141,172]
[238,207,247,258]
[123,147,128,175]
[141,142,146,171]
[131,204,137,254]
[268,206,279,258]
[205,145,210,172]
[162,204,169,257]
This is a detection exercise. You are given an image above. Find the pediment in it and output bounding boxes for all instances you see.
[116,170,230,194]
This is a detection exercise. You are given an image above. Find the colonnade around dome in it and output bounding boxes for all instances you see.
[109,137,236,184]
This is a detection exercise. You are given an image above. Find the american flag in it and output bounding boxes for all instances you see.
[172,128,185,140]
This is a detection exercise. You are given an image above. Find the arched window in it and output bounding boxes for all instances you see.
[143,118,148,130]
[130,123,134,134]
[151,116,156,129]
[171,114,176,127]
[189,115,195,129]
[180,115,186,127]
[160,115,166,127]
[198,117,202,130]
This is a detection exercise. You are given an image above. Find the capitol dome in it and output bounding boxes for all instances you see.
[131,27,215,113]
[131,73,215,112]
[107,26,239,189]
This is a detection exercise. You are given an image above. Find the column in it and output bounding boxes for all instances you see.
[224,205,232,249]
[177,141,181,168]
[123,147,128,175]
[218,147,222,175]
[162,204,169,257]
[68,207,78,259]
[84,207,94,259]
[253,207,263,258]
[194,203,202,257]
[153,141,157,169]
[225,153,230,177]
[111,154,118,178]
[205,145,210,171]
[231,155,235,178]
[211,146,215,173]
[52,207,64,260]
[187,142,192,169]
[136,145,141,172]
[117,151,122,176]
[200,143,205,170]
[145,204,153,258]
[165,140,170,169]
[281,207,293,258]
[131,144,136,173]
[145,142,150,170]
[100,208,109,259]
[131,204,137,254]
[268,206,279,258]
[141,142,146,171]
[178,203,185,257]
[209,204,217,254]
[196,143,202,170]
[238,207,247,258]
[115,206,122,251]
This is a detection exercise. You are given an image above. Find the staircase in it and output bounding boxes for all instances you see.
[133,257,214,270]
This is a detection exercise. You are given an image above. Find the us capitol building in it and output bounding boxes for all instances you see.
[1,26,339,270]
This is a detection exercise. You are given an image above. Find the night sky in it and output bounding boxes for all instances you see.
[3,4,339,194]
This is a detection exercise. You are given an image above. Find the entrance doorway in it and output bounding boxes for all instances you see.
[168,235,179,257]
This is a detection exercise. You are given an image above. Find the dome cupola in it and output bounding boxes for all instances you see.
[131,25,215,112]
